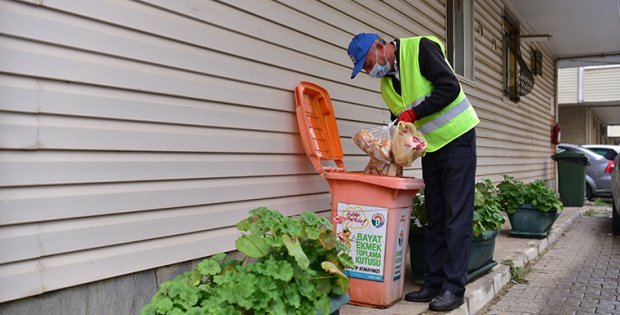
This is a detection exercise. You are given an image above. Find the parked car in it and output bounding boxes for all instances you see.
[557,144,614,200]
[581,144,620,161]
[612,153,619,234]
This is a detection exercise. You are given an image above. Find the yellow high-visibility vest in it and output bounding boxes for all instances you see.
[380,36,479,153]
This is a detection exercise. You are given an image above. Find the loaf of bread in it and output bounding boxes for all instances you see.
[353,127,403,176]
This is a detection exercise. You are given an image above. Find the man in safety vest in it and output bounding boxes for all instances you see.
[347,33,479,312]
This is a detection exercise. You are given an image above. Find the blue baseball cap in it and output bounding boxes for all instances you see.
[347,33,378,79]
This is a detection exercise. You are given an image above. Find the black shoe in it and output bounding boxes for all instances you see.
[429,290,464,311]
[404,286,441,302]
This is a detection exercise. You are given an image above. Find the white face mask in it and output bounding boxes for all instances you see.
[368,47,391,78]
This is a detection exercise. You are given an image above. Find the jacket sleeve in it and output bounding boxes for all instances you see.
[412,38,461,120]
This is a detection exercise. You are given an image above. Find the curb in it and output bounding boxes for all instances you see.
[443,208,586,315]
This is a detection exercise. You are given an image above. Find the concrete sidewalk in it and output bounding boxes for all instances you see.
[340,204,594,315]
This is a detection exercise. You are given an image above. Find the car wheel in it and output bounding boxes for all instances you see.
[613,202,620,235]
[586,185,593,201]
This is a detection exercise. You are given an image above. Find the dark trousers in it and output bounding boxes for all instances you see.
[421,128,476,296]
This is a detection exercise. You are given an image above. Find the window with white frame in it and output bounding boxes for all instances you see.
[447,0,474,80]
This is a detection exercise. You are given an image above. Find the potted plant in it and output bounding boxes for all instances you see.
[467,179,505,280]
[497,175,564,238]
[408,179,505,284]
[140,207,354,315]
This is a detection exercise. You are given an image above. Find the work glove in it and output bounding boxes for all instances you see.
[398,109,416,123]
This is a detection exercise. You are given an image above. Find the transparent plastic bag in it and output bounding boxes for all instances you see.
[353,121,403,176]
[352,122,395,163]
[391,121,427,167]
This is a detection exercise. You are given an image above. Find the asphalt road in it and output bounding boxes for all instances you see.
[482,210,620,315]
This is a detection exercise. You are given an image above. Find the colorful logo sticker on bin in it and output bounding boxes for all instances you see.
[335,203,388,282]
[371,213,385,228]
[393,208,408,281]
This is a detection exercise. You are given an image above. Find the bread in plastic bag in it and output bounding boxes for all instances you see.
[363,158,403,176]
[353,122,403,176]
[391,121,427,167]
[352,124,394,163]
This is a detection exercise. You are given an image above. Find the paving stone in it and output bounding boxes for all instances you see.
[482,216,620,315]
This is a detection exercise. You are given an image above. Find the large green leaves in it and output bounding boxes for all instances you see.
[141,208,352,314]
[236,234,270,258]
[472,179,505,236]
[498,176,563,214]
[282,235,310,269]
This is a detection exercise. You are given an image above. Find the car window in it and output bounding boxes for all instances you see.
[589,148,610,157]
[558,145,604,160]
[588,148,617,160]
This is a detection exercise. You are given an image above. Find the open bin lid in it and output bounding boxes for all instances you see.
[294,81,425,191]
[294,81,345,175]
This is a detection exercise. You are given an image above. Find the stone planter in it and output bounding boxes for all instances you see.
[466,230,498,281]
[409,229,498,284]
[508,204,560,238]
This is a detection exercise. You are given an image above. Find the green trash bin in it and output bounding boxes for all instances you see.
[551,151,589,207]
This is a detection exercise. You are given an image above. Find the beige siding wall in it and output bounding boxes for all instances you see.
[472,0,557,183]
[558,106,587,144]
[0,0,557,302]
[584,66,620,102]
[558,68,579,104]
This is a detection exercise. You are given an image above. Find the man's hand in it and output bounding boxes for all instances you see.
[398,109,416,123]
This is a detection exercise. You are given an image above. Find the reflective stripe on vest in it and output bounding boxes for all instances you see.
[418,97,472,134]
[407,94,430,109]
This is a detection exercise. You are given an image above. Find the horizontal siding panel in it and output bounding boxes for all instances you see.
[383,0,445,31]
[476,163,551,176]
[0,195,330,264]
[476,169,553,185]
[477,146,553,159]
[0,112,38,149]
[558,68,578,104]
[583,66,620,102]
[558,105,586,144]
[0,75,39,113]
[0,227,239,303]
[32,114,302,153]
[316,0,427,39]
[354,0,444,36]
[0,176,328,225]
[0,75,387,134]
[5,0,382,107]
[0,82,298,133]
[0,260,42,303]
[178,0,350,64]
[0,225,40,265]
[0,152,318,187]
[0,36,301,112]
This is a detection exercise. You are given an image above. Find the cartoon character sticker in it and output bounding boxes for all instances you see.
[338,228,355,249]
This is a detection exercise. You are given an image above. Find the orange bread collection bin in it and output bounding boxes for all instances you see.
[294,81,424,308]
